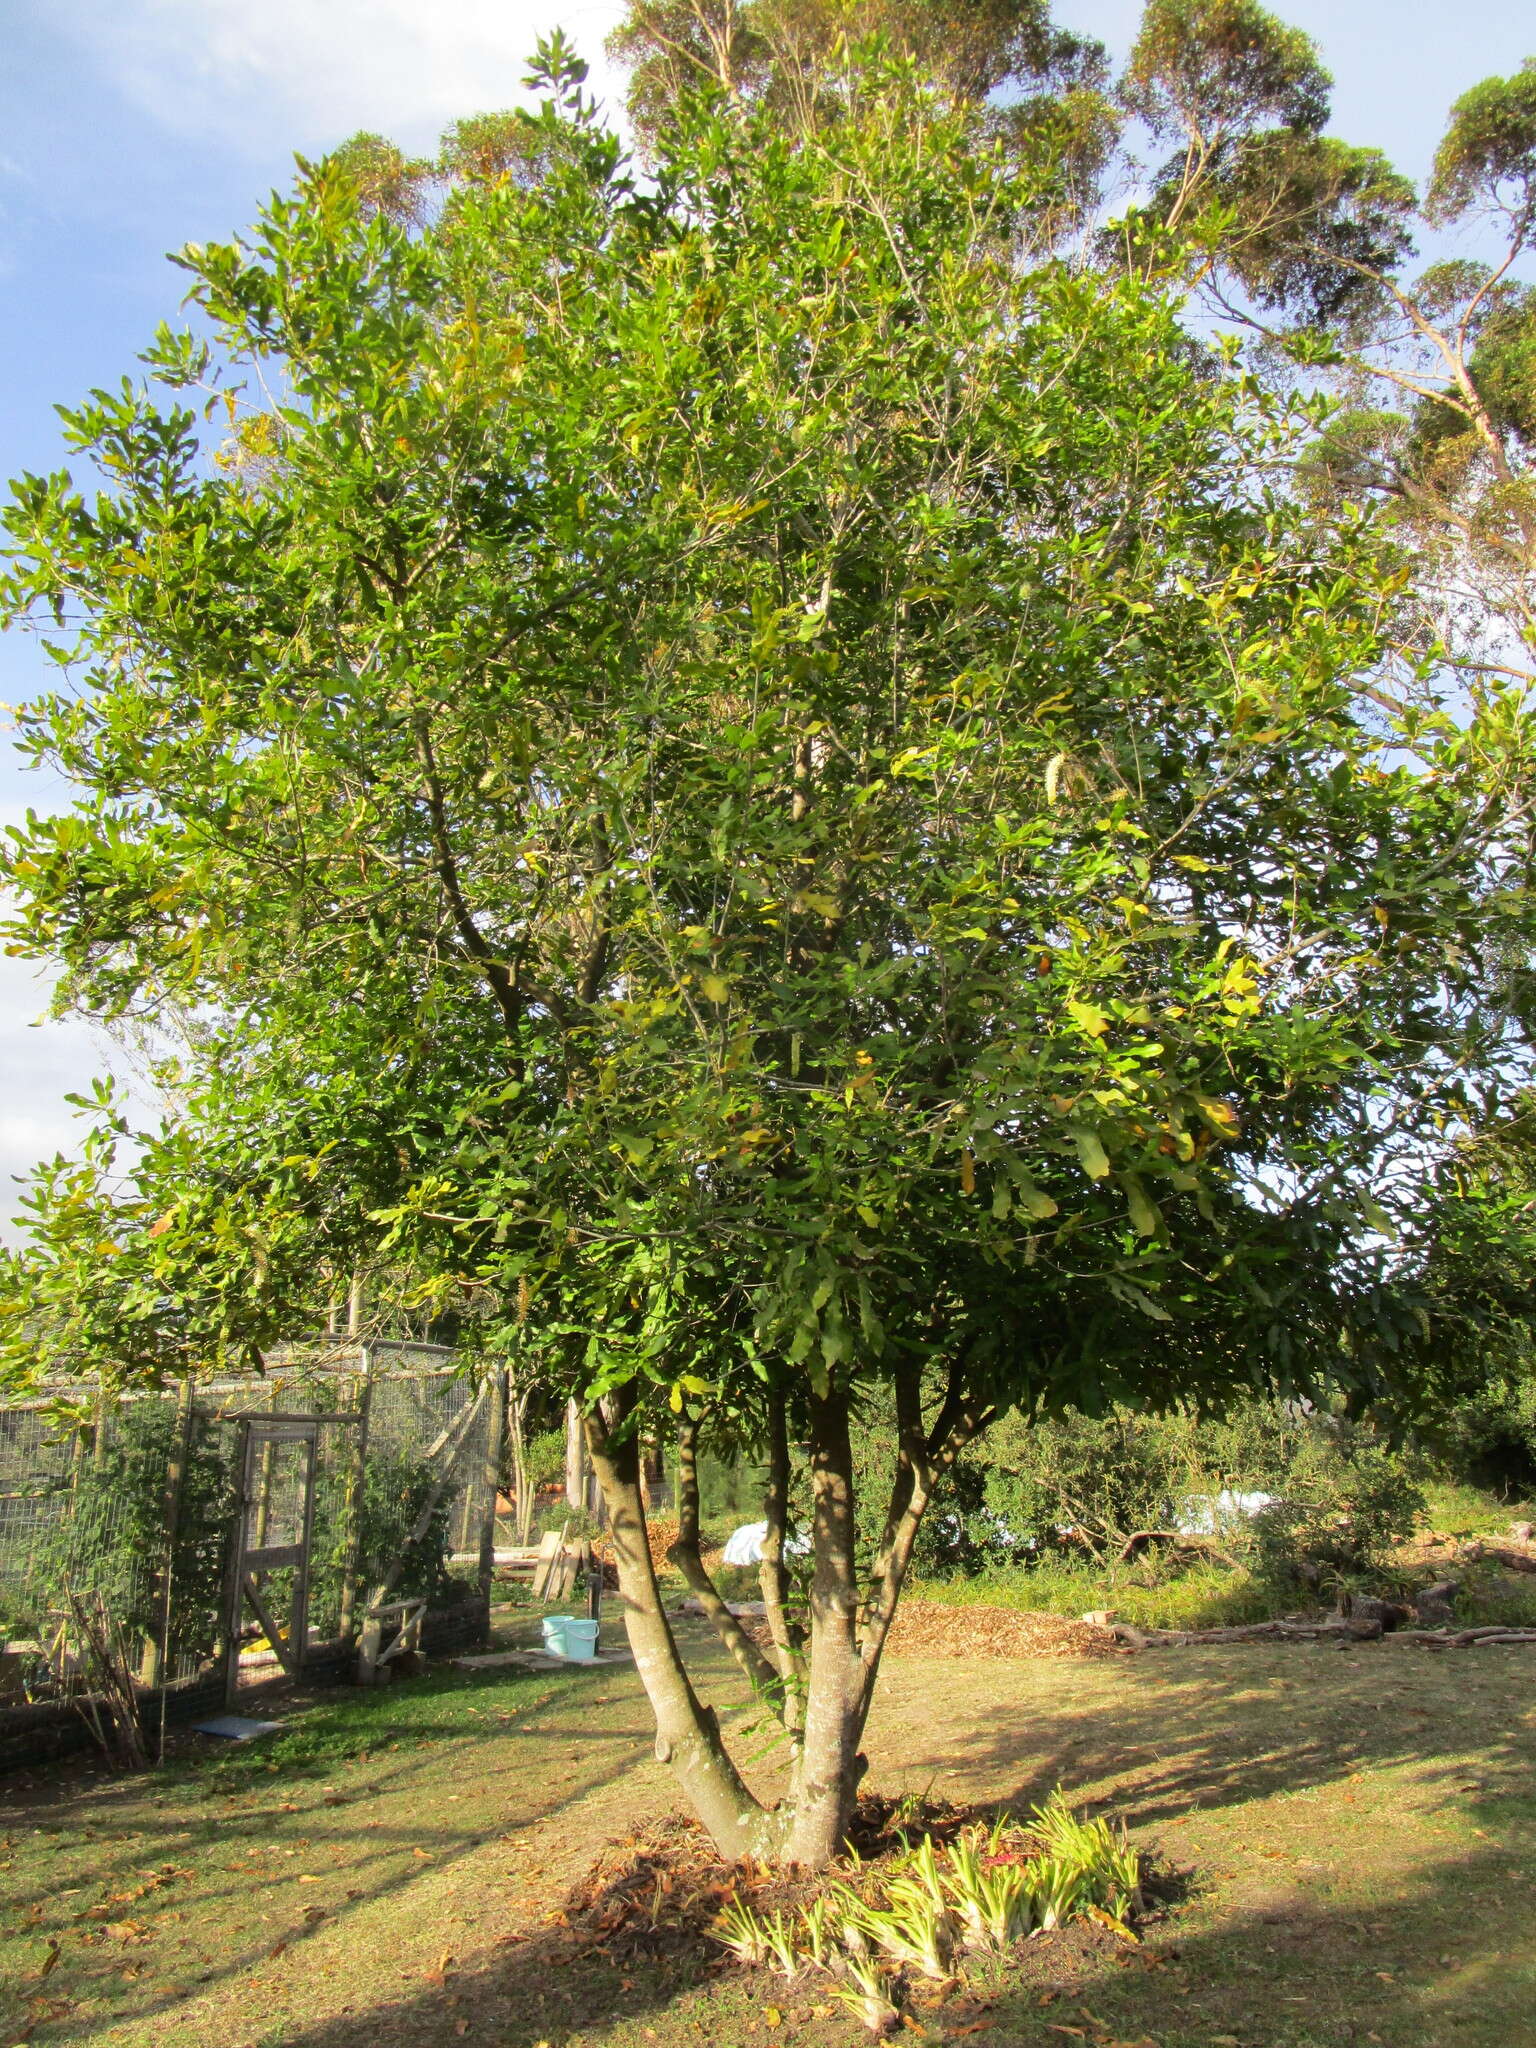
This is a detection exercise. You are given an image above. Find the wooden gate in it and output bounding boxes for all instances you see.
[223,1415,325,1703]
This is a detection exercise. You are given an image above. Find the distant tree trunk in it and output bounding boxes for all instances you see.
[565,1396,588,1513]
[508,1384,533,1547]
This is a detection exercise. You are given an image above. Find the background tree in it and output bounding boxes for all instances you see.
[609,0,1118,215]
[1118,4,1536,688]
[4,39,1535,1864]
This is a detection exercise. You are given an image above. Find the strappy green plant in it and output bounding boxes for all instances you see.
[865,1885,955,1981]
[831,1952,902,2034]
[712,1893,769,1967]
[798,1894,837,1969]
[760,1906,802,1980]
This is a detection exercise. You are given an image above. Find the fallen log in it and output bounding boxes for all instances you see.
[1113,1618,1536,1651]
[1389,1625,1536,1648]
[1112,1617,1384,1649]
[1453,1544,1536,1575]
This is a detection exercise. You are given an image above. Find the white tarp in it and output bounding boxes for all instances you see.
[721,1520,812,1565]
[1175,1489,1277,1534]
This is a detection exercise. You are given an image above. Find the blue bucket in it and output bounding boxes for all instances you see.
[541,1615,600,1662]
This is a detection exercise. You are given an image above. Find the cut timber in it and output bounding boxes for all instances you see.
[530,1525,572,1603]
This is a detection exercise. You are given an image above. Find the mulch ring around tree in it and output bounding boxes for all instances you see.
[532,1794,1179,2042]
[546,1792,1163,1957]
[725,1600,1116,1664]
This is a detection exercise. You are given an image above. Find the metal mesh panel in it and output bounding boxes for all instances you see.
[0,1347,496,1736]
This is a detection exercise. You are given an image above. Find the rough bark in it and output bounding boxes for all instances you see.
[671,1414,788,1710]
[585,1393,782,1862]
[785,1386,866,1867]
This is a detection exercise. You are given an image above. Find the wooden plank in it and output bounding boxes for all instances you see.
[241,1574,298,1676]
[530,1525,567,1603]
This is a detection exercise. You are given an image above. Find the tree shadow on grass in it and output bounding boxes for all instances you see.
[15,1635,1536,2047]
[52,1803,1530,2048]
[872,1638,1536,1831]
[2,1658,687,2047]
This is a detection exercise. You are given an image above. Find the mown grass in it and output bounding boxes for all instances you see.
[5,1607,1536,2048]
[175,1655,596,1792]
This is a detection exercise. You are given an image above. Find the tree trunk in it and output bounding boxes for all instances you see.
[584,1393,783,1862]
[565,1395,588,1513]
[672,1415,788,1710]
[508,1385,533,1547]
[785,1386,866,1867]
[758,1386,804,1740]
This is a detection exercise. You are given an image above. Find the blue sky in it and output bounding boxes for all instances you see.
[1,0,1532,1233]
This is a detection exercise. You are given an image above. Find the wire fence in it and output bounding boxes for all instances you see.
[0,1342,499,1762]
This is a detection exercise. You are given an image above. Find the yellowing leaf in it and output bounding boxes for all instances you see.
[1067,999,1110,1038]
[960,1148,976,1196]
[1193,1095,1240,1139]
[1121,1174,1162,1238]
[1012,1169,1059,1220]
[1071,1127,1110,1179]
[699,974,730,1004]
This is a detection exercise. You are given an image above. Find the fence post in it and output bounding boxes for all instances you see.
[140,1377,195,1691]
[478,1368,507,1606]
[336,1343,374,1649]
[222,1418,253,1707]
[291,1428,319,1679]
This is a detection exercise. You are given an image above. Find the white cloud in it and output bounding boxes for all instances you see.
[45,0,632,158]
[0,952,112,1241]
[0,795,155,1241]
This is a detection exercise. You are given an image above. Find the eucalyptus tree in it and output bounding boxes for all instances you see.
[1118,1,1536,686]
[609,0,1118,207]
[4,40,1534,1863]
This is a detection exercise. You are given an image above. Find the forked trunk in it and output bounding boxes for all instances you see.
[585,1379,958,1872]
[584,1396,784,1862]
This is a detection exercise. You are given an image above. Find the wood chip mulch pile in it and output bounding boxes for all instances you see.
[883,1601,1117,1661]
[593,1516,724,1580]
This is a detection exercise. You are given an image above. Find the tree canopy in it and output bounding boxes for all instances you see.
[4,29,1536,1862]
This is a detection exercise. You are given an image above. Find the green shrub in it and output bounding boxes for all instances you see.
[522,1428,566,1491]
[863,1397,1426,1593]
[310,1445,453,1625]
[1250,1439,1425,1592]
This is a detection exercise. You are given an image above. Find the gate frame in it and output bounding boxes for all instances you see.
[222,1412,355,1705]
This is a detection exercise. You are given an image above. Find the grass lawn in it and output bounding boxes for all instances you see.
[2,1618,1533,2047]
